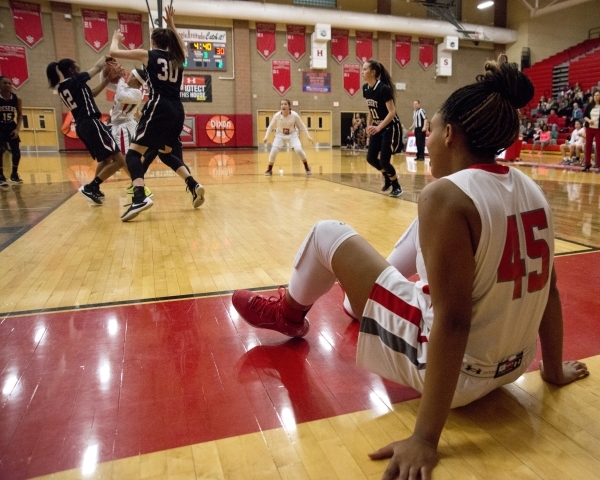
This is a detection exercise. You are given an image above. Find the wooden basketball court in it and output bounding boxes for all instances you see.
[0,148,599,480]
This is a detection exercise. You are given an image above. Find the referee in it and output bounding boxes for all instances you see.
[409,100,428,161]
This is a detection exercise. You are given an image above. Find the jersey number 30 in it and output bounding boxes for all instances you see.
[157,58,178,82]
[497,209,550,300]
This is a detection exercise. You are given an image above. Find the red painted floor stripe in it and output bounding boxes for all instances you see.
[0,252,599,479]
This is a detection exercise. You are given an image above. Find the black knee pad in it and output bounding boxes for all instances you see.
[126,150,144,180]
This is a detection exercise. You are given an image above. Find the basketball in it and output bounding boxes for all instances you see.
[103,60,125,83]
[205,115,235,144]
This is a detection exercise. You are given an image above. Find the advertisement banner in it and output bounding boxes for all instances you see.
[10,1,43,48]
[302,71,331,93]
[82,9,108,52]
[0,44,29,88]
[419,37,434,70]
[355,31,373,64]
[256,23,276,60]
[342,63,360,97]
[286,25,306,61]
[272,60,291,95]
[331,28,348,64]
[395,35,411,68]
[117,13,143,50]
[180,75,212,102]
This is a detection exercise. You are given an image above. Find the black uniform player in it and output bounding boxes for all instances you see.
[46,56,127,204]
[110,6,204,222]
[0,76,23,186]
[362,60,403,197]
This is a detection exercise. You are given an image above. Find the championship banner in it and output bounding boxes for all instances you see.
[0,44,29,88]
[117,13,143,50]
[82,9,108,52]
[286,25,306,61]
[395,35,411,68]
[331,29,348,64]
[180,75,212,102]
[356,31,373,64]
[256,23,276,60]
[272,60,291,95]
[10,1,43,49]
[343,63,360,97]
[419,37,434,70]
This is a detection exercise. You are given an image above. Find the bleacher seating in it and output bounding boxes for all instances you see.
[568,50,600,92]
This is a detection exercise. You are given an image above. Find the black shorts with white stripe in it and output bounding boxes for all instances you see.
[76,118,120,162]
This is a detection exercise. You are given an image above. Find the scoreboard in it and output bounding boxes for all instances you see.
[184,41,226,71]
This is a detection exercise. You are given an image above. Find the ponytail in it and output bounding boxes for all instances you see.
[151,28,185,69]
[366,60,396,103]
[46,59,77,88]
[46,62,61,88]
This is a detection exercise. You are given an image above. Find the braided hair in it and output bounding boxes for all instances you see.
[365,60,396,103]
[439,55,534,157]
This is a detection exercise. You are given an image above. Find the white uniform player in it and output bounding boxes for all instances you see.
[358,165,554,407]
[108,69,146,153]
[263,99,313,176]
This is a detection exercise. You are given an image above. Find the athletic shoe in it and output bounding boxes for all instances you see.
[264,169,273,176]
[97,189,105,198]
[232,287,310,338]
[79,185,103,205]
[0,177,8,189]
[191,183,205,208]
[9,174,23,184]
[125,184,153,198]
[306,168,312,176]
[390,187,403,197]
[121,196,153,222]
[381,176,392,192]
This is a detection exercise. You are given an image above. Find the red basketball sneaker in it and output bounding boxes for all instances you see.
[232,287,310,338]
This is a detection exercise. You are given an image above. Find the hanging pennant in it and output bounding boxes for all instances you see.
[256,23,276,60]
[82,9,108,53]
[419,37,435,70]
[10,1,43,49]
[286,25,306,61]
[272,60,291,95]
[117,13,143,50]
[395,35,411,68]
[343,64,361,97]
[0,44,29,88]
[331,28,348,64]
[356,31,373,64]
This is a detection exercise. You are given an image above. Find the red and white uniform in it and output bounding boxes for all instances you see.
[358,164,554,407]
[109,78,143,153]
[265,110,310,152]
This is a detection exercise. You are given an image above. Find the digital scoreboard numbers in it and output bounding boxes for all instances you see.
[185,41,226,71]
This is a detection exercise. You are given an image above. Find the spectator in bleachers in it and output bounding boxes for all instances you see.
[559,120,585,165]
[582,90,600,171]
[547,108,560,130]
[537,95,549,115]
[523,120,536,143]
[571,102,584,126]
[531,124,551,156]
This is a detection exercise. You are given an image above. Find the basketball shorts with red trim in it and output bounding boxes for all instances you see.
[76,117,119,162]
[135,98,184,150]
[112,121,137,154]
[356,266,534,408]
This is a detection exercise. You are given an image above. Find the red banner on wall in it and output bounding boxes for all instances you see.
[0,44,29,88]
[272,60,291,95]
[331,28,348,64]
[82,9,108,52]
[286,25,306,61]
[419,37,435,70]
[10,1,43,48]
[117,13,143,50]
[256,23,276,60]
[343,63,361,97]
[356,31,373,64]
[395,35,411,68]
